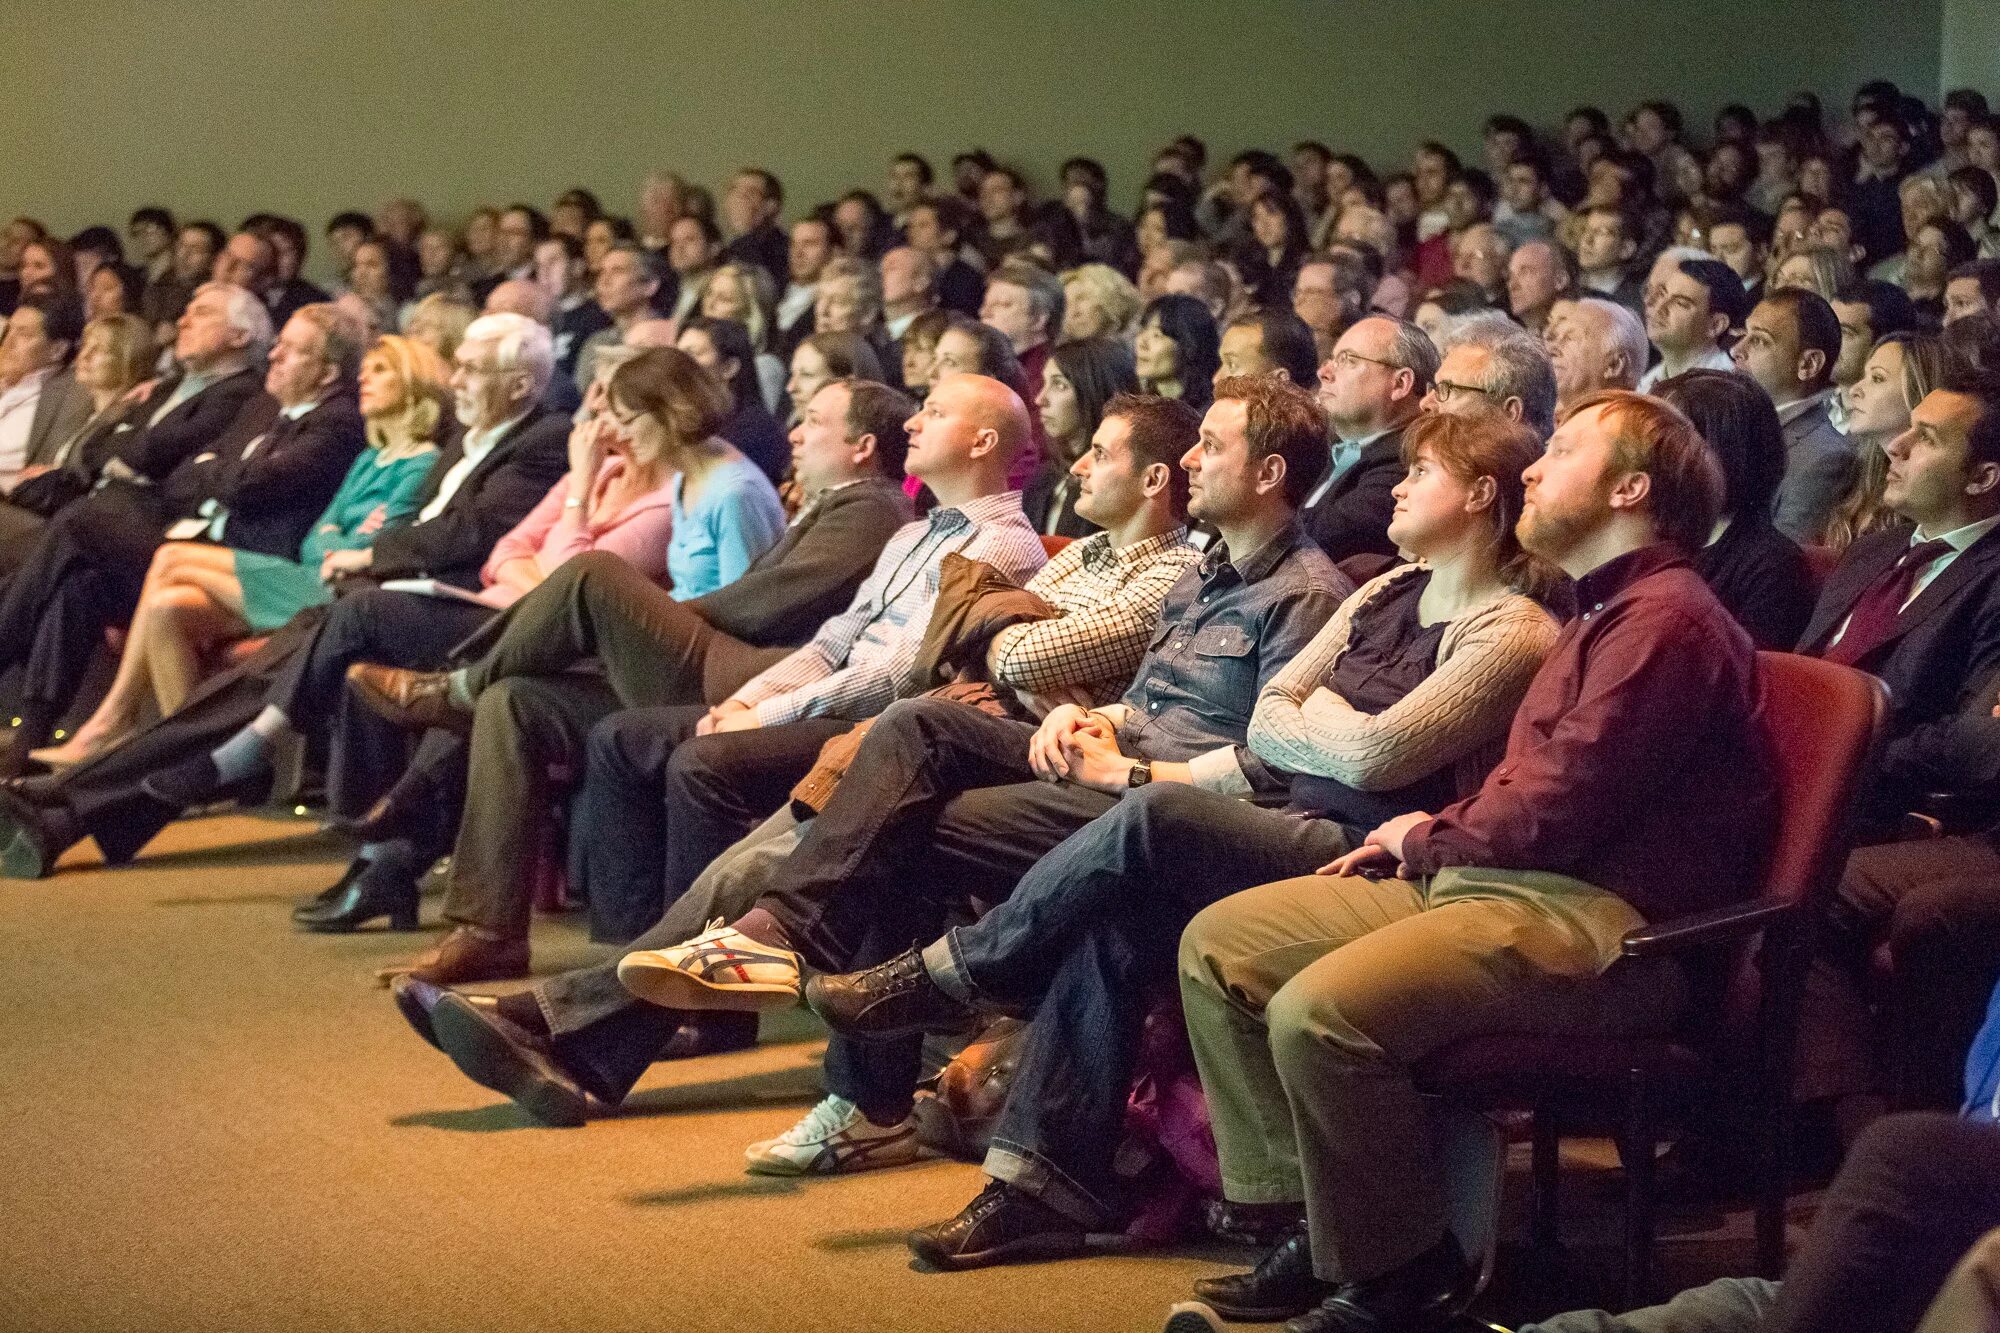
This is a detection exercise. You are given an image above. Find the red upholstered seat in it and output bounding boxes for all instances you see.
[1039,535,1072,558]
[1413,652,1887,1301]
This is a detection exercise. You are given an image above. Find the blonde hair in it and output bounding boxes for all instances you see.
[400,292,476,362]
[699,260,778,352]
[79,314,155,394]
[1061,263,1143,339]
[362,334,452,452]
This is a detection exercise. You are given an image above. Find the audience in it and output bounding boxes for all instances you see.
[18,77,2000,1333]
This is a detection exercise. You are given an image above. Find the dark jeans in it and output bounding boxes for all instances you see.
[744,697,1123,1123]
[1797,833,2000,1109]
[1767,1113,2000,1333]
[930,785,1351,1225]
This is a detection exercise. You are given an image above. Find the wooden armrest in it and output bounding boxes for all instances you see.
[1620,895,1795,959]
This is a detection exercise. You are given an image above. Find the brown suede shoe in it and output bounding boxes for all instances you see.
[346,664,472,735]
[376,925,530,987]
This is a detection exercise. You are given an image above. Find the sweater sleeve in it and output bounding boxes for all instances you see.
[1249,582,1558,792]
[480,475,565,587]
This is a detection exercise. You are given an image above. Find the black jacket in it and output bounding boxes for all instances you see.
[116,367,267,483]
[1801,522,2000,807]
[1302,425,1406,562]
[164,392,367,560]
[368,406,570,587]
[1691,515,1816,651]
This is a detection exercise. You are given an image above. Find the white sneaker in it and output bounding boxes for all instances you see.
[617,920,801,1011]
[745,1094,925,1176]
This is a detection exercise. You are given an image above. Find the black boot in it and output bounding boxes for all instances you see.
[294,857,422,932]
[1192,1224,1333,1322]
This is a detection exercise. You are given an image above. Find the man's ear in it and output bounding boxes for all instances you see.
[1503,395,1525,423]
[849,430,879,467]
[1256,449,1288,495]
[1967,460,2000,500]
[1797,347,1827,384]
[1140,460,1170,499]
[1606,468,1653,514]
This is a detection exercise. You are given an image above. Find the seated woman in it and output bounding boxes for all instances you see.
[663,416,1560,1224]
[675,315,789,485]
[1654,369,1818,650]
[1821,330,1947,554]
[1027,337,1138,538]
[31,335,452,768]
[1059,264,1142,343]
[697,260,786,416]
[1133,293,1220,413]
[897,309,952,401]
[783,332,883,429]
[928,311,1043,492]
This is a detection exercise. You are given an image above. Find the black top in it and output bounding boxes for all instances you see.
[1690,514,1816,651]
[1288,569,1460,826]
[721,397,790,485]
[1023,460,1097,539]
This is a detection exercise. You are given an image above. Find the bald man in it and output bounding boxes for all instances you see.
[379,374,1048,986]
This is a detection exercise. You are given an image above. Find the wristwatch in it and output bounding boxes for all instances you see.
[1127,762,1153,789]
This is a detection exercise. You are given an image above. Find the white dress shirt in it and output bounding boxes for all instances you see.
[418,414,524,523]
[0,366,54,483]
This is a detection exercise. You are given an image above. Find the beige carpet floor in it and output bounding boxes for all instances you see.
[0,811,1796,1333]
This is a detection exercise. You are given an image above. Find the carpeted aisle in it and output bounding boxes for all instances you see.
[1,811,1788,1333]
[0,812,1240,1333]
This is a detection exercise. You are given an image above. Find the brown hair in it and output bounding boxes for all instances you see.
[608,346,731,444]
[1210,373,1331,507]
[1399,413,1564,601]
[78,314,155,394]
[1562,388,1724,553]
[1103,391,1197,519]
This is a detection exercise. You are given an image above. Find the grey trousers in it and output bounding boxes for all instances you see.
[1178,867,1684,1284]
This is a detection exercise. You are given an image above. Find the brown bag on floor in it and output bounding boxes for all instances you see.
[910,1016,1030,1161]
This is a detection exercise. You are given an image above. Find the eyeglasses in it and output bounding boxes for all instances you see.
[1330,350,1402,374]
[1430,378,1500,404]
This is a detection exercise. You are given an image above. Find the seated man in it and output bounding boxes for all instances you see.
[798,415,1557,1267]
[1793,372,2000,1114]
[1171,390,1774,1332]
[0,315,569,879]
[1545,295,1647,418]
[0,292,91,493]
[393,377,1342,1129]
[0,296,366,770]
[1636,256,1746,391]
[372,372,1050,984]
[605,378,1344,1145]
[341,378,916,943]
[1303,316,1435,561]
[1733,286,1853,544]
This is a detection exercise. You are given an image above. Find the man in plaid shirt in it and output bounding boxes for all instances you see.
[393,393,1210,1125]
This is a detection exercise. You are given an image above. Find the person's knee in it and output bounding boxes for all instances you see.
[1179,902,1237,999]
[1266,979,1367,1070]
[1890,880,1999,961]
[1121,780,1208,835]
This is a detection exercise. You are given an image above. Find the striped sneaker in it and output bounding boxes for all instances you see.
[744,1095,924,1176]
[616,921,802,1012]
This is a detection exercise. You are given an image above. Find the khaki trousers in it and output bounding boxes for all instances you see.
[1178,866,1685,1283]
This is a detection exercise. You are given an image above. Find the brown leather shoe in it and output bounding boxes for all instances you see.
[346,664,471,735]
[376,925,530,987]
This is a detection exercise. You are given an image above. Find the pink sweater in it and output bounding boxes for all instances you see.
[477,458,677,608]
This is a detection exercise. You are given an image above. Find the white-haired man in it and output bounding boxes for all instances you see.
[1546,295,1647,416]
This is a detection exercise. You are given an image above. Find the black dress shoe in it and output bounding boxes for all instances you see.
[291,860,366,920]
[293,861,421,932]
[324,779,434,844]
[139,753,229,809]
[0,786,75,880]
[1193,1224,1334,1322]
[389,974,501,1052]
[802,947,975,1042]
[907,1180,1088,1270]
[430,993,591,1126]
[1285,1234,1472,1333]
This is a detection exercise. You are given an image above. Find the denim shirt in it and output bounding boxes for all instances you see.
[1109,518,1350,796]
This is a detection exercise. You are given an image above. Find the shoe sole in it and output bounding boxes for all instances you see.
[389,979,443,1052]
[744,1131,925,1177]
[1161,1306,1228,1333]
[616,957,799,1012]
[907,1227,1090,1271]
[431,996,588,1127]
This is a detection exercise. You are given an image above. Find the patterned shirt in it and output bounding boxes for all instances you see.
[990,528,1202,700]
[730,490,1046,726]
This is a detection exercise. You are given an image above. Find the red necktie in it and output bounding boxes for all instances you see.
[1823,539,1952,666]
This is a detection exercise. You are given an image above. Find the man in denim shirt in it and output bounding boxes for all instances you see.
[610,377,1347,1161]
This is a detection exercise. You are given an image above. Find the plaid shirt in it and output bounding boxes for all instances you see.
[730,491,1046,726]
[989,528,1201,700]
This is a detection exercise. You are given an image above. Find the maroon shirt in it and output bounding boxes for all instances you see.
[1400,543,1775,924]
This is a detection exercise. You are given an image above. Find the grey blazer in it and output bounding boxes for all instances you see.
[22,370,93,471]
[1771,397,1857,545]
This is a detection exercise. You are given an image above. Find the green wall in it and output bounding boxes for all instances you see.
[0,1,1947,281]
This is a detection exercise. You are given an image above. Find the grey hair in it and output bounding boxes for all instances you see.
[195,281,274,355]
[819,256,883,322]
[1441,312,1558,438]
[462,311,555,395]
[1379,317,1441,396]
[1574,295,1649,390]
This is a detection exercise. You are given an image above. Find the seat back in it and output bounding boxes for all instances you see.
[1750,651,1888,909]
[1799,544,1842,602]
[1039,534,1073,558]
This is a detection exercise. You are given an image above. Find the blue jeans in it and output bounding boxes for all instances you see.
[921,784,1351,1226]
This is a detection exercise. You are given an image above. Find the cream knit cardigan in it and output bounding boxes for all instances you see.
[1248,563,1559,797]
